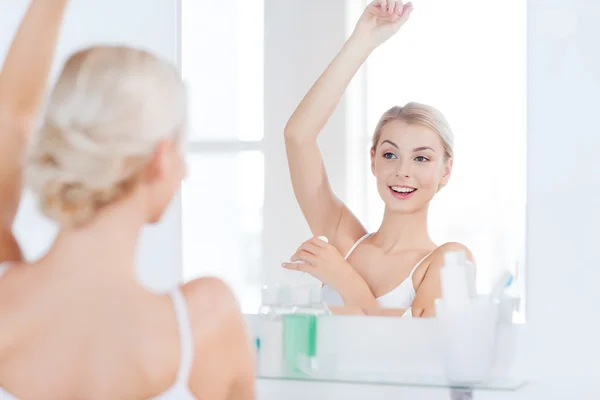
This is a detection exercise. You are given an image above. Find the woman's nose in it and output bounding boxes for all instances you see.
[395,160,411,178]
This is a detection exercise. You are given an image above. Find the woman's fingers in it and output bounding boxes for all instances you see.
[298,241,322,255]
[283,250,315,269]
[294,250,315,263]
[310,236,329,248]
[387,0,396,15]
[394,0,404,15]
[282,261,306,271]
[391,1,413,29]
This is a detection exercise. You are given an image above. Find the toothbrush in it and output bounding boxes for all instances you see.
[489,271,514,300]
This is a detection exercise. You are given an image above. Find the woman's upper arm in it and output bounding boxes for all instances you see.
[284,138,341,239]
[411,242,474,318]
[183,278,255,400]
[284,138,366,252]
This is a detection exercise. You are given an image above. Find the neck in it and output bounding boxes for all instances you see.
[373,205,434,253]
[41,194,147,281]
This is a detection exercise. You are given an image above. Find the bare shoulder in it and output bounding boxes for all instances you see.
[430,242,474,264]
[181,277,243,331]
[412,242,474,317]
[182,276,237,307]
[415,242,473,281]
[181,277,254,398]
[424,242,474,275]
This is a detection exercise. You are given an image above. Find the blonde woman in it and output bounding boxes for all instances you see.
[0,0,67,264]
[0,2,255,399]
[282,0,473,317]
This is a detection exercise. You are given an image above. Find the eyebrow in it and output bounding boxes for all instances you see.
[381,140,398,149]
[413,146,436,152]
[381,140,436,153]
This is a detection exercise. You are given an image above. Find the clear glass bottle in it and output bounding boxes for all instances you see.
[256,284,289,377]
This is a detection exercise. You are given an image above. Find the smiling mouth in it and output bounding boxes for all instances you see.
[389,186,417,198]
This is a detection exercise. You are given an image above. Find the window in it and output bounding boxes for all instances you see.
[355,0,527,316]
[181,0,265,313]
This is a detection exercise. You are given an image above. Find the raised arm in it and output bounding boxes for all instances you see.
[0,0,69,233]
[284,0,413,253]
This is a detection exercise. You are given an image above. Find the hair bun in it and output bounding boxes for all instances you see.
[40,180,96,228]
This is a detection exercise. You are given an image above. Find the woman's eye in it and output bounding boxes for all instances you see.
[415,156,429,162]
[383,152,397,159]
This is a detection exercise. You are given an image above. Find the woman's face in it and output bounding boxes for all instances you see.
[371,119,452,214]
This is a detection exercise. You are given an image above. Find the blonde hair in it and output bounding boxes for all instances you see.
[26,46,186,228]
[371,102,454,159]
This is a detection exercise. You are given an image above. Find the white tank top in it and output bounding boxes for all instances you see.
[321,233,433,310]
[0,262,198,400]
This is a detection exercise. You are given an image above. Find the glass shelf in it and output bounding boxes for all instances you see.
[258,370,528,392]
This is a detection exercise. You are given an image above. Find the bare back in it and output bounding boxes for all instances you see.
[0,263,254,400]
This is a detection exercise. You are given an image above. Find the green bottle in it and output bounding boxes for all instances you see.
[283,313,317,376]
[282,285,329,377]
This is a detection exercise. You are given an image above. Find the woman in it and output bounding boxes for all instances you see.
[282,0,473,317]
[0,1,255,399]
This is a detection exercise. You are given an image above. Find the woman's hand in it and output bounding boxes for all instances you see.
[350,0,413,51]
[283,237,379,308]
[282,236,356,290]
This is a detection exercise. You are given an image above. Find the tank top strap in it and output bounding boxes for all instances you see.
[169,287,195,384]
[408,250,434,279]
[343,233,372,260]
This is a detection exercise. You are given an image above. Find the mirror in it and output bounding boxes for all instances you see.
[180,0,526,322]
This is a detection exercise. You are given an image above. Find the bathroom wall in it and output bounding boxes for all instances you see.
[526,0,600,379]
[0,0,182,292]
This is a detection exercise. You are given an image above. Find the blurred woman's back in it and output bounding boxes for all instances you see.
[0,10,255,400]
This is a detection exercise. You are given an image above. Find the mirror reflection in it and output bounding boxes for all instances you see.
[181,0,526,321]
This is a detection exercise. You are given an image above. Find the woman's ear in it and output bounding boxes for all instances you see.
[370,148,376,175]
[142,139,172,184]
[440,157,453,186]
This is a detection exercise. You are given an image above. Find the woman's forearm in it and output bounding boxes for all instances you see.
[0,0,69,228]
[0,0,69,119]
[283,36,373,143]
[329,306,409,317]
[337,268,380,309]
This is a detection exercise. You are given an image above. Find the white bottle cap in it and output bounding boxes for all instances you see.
[440,251,470,305]
[444,250,467,265]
